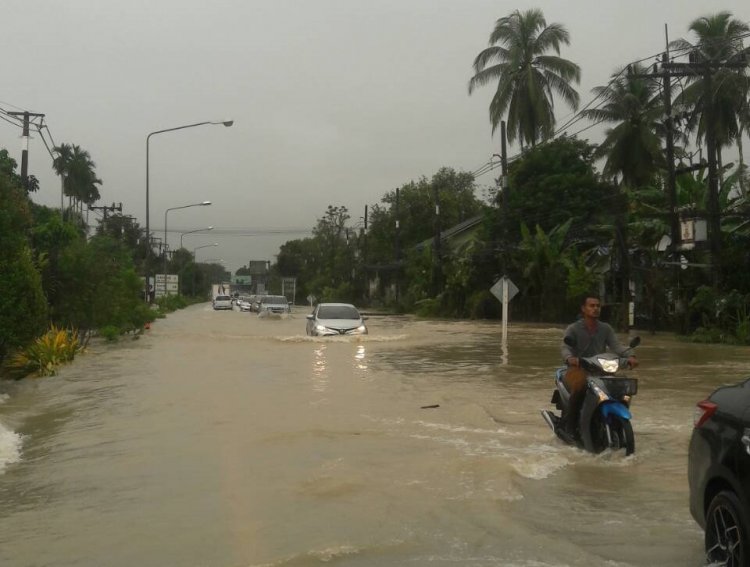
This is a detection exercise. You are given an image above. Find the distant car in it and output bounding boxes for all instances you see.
[258,295,291,316]
[689,377,750,565]
[212,295,233,310]
[306,303,368,336]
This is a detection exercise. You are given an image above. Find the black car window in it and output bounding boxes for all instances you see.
[317,306,359,319]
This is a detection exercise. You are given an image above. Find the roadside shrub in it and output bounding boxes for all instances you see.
[687,286,750,344]
[415,298,440,317]
[98,325,121,342]
[5,325,82,378]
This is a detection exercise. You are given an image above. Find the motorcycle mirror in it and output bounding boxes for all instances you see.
[563,335,576,347]
[629,336,641,348]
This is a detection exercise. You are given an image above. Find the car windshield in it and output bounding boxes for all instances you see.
[216,296,231,301]
[262,296,287,304]
[317,305,360,319]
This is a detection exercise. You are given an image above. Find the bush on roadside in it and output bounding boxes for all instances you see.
[156,294,189,314]
[98,325,121,342]
[415,298,440,317]
[5,325,82,378]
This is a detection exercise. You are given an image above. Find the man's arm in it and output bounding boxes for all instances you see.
[561,324,576,364]
[602,324,638,367]
[601,323,628,356]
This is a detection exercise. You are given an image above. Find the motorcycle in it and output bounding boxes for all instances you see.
[541,336,640,455]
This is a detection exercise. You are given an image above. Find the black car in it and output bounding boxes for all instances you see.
[689,377,750,566]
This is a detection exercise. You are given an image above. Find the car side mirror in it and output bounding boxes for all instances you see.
[361,316,369,321]
[629,336,641,348]
[306,315,314,320]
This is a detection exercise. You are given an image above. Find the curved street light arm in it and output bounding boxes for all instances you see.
[144,119,233,302]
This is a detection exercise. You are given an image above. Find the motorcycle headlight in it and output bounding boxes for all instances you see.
[597,358,620,373]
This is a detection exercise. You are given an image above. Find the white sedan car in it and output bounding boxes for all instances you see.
[212,295,233,310]
[306,303,368,336]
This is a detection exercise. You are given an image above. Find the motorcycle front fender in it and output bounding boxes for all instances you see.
[600,401,632,421]
[579,393,632,452]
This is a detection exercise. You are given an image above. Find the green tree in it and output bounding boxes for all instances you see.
[515,219,573,320]
[504,137,613,242]
[52,143,102,213]
[0,149,38,194]
[367,168,482,265]
[0,169,48,361]
[29,203,84,313]
[53,235,149,332]
[468,8,580,147]
[581,64,664,187]
[670,12,750,162]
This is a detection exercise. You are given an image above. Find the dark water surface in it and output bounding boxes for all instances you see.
[0,304,746,566]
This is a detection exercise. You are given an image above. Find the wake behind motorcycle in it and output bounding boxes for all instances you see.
[541,336,640,456]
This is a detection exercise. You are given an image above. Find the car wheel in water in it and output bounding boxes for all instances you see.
[705,490,749,567]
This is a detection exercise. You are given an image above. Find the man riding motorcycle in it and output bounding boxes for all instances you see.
[559,294,638,441]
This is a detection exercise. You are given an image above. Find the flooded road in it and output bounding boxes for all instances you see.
[0,304,746,566]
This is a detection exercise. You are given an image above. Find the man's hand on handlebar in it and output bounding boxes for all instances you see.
[627,356,639,369]
[566,357,580,367]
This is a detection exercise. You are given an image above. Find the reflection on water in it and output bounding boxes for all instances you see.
[354,344,367,375]
[0,308,732,566]
[311,344,328,392]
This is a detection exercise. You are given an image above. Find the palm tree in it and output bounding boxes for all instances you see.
[670,12,750,163]
[468,8,581,148]
[52,143,101,213]
[581,64,664,187]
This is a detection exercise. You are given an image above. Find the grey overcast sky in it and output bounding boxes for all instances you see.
[2,0,748,274]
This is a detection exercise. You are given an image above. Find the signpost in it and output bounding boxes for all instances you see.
[155,274,179,298]
[282,277,297,305]
[490,276,519,362]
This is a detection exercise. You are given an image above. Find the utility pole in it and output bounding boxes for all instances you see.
[703,68,721,285]
[660,53,680,257]
[500,121,509,215]
[633,53,745,286]
[660,59,745,285]
[432,183,442,295]
[395,187,401,304]
[89,202,122,222]
[7,111,45,186]
[499,120,510,273]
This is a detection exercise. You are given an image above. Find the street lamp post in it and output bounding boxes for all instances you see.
[163,201,211,286]
[145,119,233,302]
[180,226,214,249]
[192,243,219,297]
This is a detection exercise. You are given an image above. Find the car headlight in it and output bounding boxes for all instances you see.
[315,324,327,332]
[597,358,620,373]
[356,325,367,333]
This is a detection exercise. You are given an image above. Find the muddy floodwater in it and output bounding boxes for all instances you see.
[0,304,747,566]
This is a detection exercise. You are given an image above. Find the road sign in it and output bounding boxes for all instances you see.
[490,277,518,302]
